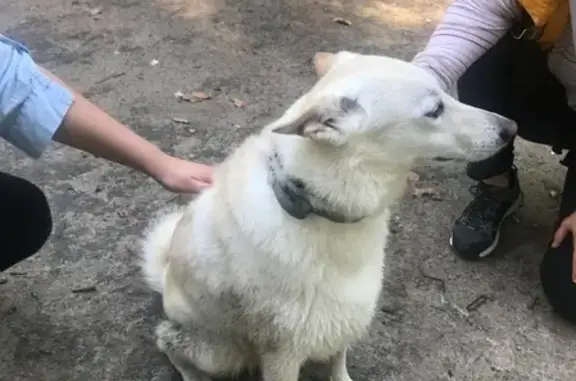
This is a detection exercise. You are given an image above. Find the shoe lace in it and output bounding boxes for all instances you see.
[460,183,504,231]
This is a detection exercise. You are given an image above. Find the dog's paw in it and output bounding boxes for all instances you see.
[330,375,354,381]
[330,376,354,381]
[155,320,181,351]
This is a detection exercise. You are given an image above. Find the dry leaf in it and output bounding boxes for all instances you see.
[412,187,442,200]
[232,98,248,108]
[172,117,190,125]
[89,7,102,16]
[190,91,211,102]
[333,17,352,26]
[174,90,212,103]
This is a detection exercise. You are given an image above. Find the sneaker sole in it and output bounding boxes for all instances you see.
[449,191,524,260]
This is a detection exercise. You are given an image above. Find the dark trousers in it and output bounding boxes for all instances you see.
[458,32,576,322]
[0,172,52,272]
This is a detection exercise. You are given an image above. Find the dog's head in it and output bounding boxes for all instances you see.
[270,51,517,166]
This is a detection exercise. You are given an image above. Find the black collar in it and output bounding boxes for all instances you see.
[267,152,364,224]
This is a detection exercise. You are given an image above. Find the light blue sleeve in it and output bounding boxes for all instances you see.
[0,35,74,158]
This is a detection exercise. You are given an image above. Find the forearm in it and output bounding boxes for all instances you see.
[41,68,167,180]
[0,34,212,193]
[412,0,521,90]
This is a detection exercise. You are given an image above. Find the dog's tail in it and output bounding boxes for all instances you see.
[140,207,184,293]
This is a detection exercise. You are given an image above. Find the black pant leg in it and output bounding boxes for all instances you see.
[539,153,576,323]
[0,172,53,272]
[457,32,576,181]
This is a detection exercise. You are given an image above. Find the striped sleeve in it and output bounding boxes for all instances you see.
[412,0,521,91]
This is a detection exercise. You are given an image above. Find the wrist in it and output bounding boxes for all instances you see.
[141,148,172,182]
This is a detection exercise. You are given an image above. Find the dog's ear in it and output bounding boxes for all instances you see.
[314,52,336,77]
[272,97,362,146]
[313,51,358,77]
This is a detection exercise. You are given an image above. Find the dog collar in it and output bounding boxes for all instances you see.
[267,152,364,224]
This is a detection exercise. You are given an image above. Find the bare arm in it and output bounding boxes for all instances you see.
[41,67,213,193]
[412,0,521,90]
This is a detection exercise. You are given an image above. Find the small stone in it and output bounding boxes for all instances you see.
[412,187,442,200]
[407,171,420,182]
[172,117,190,125]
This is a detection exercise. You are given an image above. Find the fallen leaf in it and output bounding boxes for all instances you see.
[172,117,191,125]
[333,17,352,26]
[232,98,248,108]
[412,187,442,200]
[191,91,211,102]
[89,7,102,16]
[174,90,212,103]
[150,59,159,67]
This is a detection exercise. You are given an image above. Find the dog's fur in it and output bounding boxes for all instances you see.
[140,51,517,381]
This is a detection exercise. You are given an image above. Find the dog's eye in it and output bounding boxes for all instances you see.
[323,118,338,128]
[424,102,444,119]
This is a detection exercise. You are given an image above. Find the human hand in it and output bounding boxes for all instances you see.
[152,154,214,193]
[551,211,576,283]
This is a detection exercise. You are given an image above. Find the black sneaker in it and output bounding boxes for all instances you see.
[449,167,522,261]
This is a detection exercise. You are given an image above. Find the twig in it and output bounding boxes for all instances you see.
[418,265,446,293]
[527,296,540,310]
[466,295,489,312]
[94,71,126,85]
[72,286,97,294]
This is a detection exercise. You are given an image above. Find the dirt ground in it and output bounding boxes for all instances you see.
[1,0,576,380]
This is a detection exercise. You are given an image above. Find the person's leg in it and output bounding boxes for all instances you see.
[0,172,52,271]
[540,155,576,323]
[452,32,574,260]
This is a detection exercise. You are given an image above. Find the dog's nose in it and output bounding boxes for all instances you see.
[498,128,515,143]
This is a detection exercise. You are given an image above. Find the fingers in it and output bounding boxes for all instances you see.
[572,230,576,284]
[551,218,576,284]
[195,165,214,184]
[573,245,576,284]
[551,221,569,248]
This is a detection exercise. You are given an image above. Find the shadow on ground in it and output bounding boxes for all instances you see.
[1,0,575,380]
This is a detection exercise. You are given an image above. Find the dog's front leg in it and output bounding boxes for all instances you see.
[328,348,353,381]
[261,352,303,381]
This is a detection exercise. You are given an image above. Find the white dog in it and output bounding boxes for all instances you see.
[140,51,516,381]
